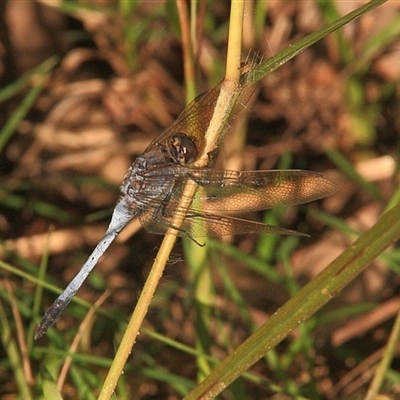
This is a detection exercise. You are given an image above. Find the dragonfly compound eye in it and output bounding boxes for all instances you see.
[169,132,198,165]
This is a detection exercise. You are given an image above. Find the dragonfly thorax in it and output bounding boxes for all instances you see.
[120,151,183,212]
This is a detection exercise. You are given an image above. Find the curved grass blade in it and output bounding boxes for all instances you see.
[184,199,400,399]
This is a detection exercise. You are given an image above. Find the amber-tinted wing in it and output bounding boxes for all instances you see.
[137,168,336,237]
[144,75,257,162]
[189,169,337,211]
[140,208,305,238]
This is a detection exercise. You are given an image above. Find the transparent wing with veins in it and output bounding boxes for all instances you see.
[137,168,337,237]
[144,74,257,160]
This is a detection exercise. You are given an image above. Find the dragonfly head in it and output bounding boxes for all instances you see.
[167,132,198,165]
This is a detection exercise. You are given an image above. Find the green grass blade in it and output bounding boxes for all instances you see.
[0,298,33,399]
[353,13,400,74]
[326,149,382,200]
[0,56,58,104]
[245,0,388,84]
[0,259,113,322]
[0,56,58,153]
[42,380,63,400]
[309,209,360,237]
[316,0,353,63]
[184,200,400,399]
[29,229,52,350]
[365,311,400,399]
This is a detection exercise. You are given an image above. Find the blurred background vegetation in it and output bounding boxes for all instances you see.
[0,1,399,399]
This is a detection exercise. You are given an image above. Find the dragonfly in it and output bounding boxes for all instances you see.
[35,68,337,339]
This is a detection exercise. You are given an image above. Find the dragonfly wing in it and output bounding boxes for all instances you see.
[144,84,220,157]
[144,66,257,162]
[136,182,306,238]
[139,207,306,238]
[135,169,336,237]
[138,201,192,236]
[188,169,337,212]
[182,212,307,237]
